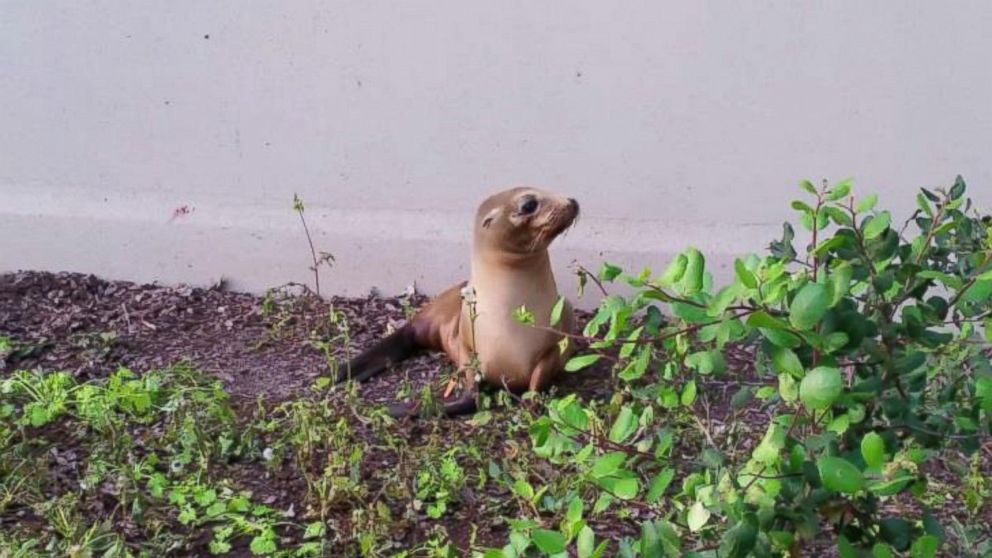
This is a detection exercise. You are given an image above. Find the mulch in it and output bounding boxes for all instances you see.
[2,270,989,556]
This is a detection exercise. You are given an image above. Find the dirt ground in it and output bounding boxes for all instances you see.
[0,271,622,555]
[0,271,618,405]
[1,271,989,557]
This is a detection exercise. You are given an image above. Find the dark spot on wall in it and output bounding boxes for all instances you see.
[204,34,210,39]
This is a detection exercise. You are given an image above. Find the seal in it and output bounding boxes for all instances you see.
[334,186,580,417]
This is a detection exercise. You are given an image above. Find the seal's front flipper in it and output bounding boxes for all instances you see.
[335,324,419,384]
[387,386,478,419]
[439,388,478,416]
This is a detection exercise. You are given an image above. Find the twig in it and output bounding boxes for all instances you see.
[293,194,323,298]
[573,262,610,297]
[120,303,133,333]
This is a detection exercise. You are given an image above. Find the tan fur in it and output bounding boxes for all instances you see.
[341,186,579,416]
[434,187,578,392]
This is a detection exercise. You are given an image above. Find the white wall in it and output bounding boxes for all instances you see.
[3,1,991,307]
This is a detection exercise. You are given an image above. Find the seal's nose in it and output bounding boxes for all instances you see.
[568,198,579,213]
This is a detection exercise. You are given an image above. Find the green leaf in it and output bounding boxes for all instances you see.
[828,413,851,435]
[868,474,915,496]
[789,282,831,330]
[532,529,566,554]
[659,254,688,286]
[591,452,627,478]
[719,514,758,558]
[800,179,818,195]
[619,346,651,381]
[249,531,278,555]
[752,423,786,464]
[619,326,644,359]
[917,270,964,290]
[28,404,49,427]
[646,468,675,504]
[771,346,803,377]
[640,521,663,558]
[194,489,217,507]
[880,518,913,551]
[800,366,843,411]
[577,526,596,558]
[565,354,601,372]
[609,406,637,443]
[910,535,939,558]
[598,475,639,500]
[916,192,933,217]
[959,279,992,305]
[513,480,535,500]
[813,230,847,255]
[680,380,697,407]
[206,502,226,517]
[304,522,326,539]
[513,305,535,325]
[681,248,705,295]
[829,262,854,306]
[687,501,710,532]
[822,332,849,353]
[872,543,895,558]
[823,206,853,227]
[734,259,757,288]
[861,432,886,469]
[863,211,892,240]
[826,178,853,201]
[791,200,814,213]
[949,175,966,200]
[856,193,879,213]
[837,536,858,558]
[598,263,622,282]
[760,327,803,349]
[818,456,865,494]
[977,376,992,412]
[747,311,791,330]
[550,297,566,327]
[707,284,741,316]
[778,373,799,402]
[685,351,725,375]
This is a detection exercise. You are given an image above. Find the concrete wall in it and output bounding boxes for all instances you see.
[3,1,991,307]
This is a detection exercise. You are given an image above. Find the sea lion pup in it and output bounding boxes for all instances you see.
[334,186,580,417]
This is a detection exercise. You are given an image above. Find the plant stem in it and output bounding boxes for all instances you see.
[294,199,322,297]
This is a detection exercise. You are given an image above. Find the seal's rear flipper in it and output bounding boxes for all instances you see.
[334,324,420,384]
[334,280,464,386]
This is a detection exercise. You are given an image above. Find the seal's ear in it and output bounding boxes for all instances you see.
[481,207,500,229]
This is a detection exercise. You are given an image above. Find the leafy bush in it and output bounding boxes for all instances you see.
[495,177,991,557]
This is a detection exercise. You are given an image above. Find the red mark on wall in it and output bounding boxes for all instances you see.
[169,205,195,222]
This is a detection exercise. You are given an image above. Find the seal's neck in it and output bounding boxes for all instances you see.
[471,248,552,275]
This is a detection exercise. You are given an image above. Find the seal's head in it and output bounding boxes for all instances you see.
[474,187,580,256]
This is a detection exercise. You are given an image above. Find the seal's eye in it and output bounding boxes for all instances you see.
[520,198,539,215]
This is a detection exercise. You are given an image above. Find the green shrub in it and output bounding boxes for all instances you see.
[494,177,991,557]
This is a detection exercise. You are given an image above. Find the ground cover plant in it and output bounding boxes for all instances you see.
[0,177,989,557]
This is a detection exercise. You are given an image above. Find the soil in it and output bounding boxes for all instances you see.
[0,270,618,406]
[0,271,619,555]
[1,270,989,556]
